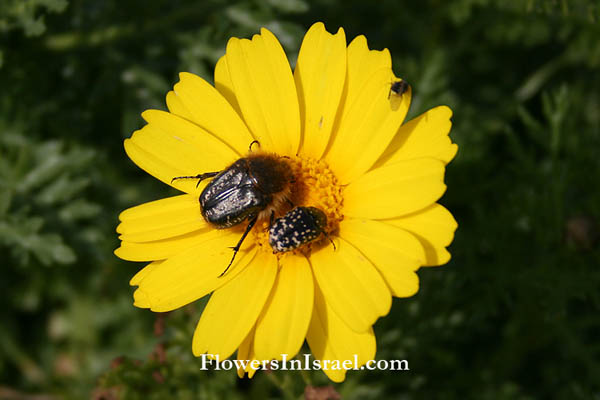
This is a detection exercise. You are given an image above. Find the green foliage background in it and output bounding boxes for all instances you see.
[1,0,599,398]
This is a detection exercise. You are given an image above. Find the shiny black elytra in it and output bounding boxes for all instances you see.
[171,145,292,277]
[269,206,335,253]
[388,80,410,99]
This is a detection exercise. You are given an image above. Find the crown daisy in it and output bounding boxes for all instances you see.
[115,22,457,382]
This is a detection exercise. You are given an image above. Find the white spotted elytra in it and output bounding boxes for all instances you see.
[269,206,334,253]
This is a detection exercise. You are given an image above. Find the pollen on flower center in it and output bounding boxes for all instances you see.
[253,155,344,256]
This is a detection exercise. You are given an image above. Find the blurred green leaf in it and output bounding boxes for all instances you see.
[0,0,68,36]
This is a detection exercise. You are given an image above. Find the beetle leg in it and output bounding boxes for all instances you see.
[322,231,337,251]
[268,210,274,230]
[219,215,258,278]
[171,172,220,187]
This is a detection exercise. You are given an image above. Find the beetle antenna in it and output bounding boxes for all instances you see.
[249,140,261,152]
[220,216,258,277]
[171,171,221,187]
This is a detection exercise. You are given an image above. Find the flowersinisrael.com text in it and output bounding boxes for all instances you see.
[199,354,409,372]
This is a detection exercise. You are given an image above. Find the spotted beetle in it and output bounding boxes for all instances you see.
[171,141,293,276]
[388,79,410,99]
[269,206,335,253]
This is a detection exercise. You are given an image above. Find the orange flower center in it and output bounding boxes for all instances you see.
[253,155,344,256]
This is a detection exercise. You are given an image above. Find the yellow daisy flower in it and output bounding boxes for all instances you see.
[115,22,457,382]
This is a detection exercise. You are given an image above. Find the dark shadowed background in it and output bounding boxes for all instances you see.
[1,0,599,398]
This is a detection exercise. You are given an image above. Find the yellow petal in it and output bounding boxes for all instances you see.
[254,254,313,361]
[306,282,376,382]
[124,139,197,195]
[171,72,254,154]
[125,110,238,194]
[133,286,151,308]
[325,67,411,185]
[115,229,220,262]
[192,251,277,359]
[344,158,446,219]
[214,55,243,117]
[165,90,195,122]
[322,35,410,184]
[129,260,161,286]
[385,204,457,266]
[236,326,260,378]
[225,28,300,155]
[132,230,257,311]
[310,238,391,333]
[117,194,207,243]
[375,106,457,168]
[340,218,423,298]
[343,35,392,102]
[294,22,346,159]
[141,109,238,164]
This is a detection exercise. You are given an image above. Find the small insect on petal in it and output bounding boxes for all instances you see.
[388,80,410,99]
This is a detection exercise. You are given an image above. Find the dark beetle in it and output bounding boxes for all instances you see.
[172,143,292,276]
[269,206,335,253]
[388,80,410,99]
[199,155,291,228]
